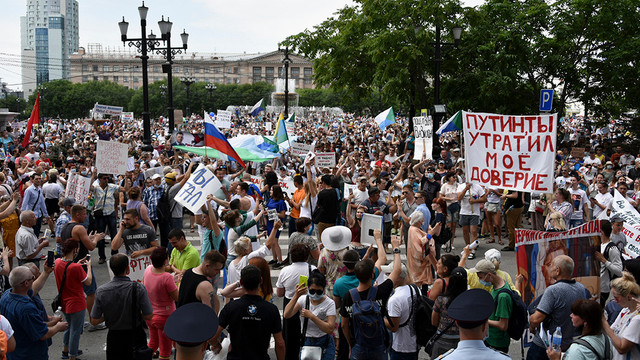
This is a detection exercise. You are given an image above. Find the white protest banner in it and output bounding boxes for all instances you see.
[413,116,433,160]
[121,112,134,121]
[604,191,640,259]
[174,164,222,213]
[127,157,136,171]
[285,121,295,134]
[277,179,296,198]
[216,110,232,129]
[144,166,164,179]
[316,152,336,168]
[463,112,557,192]
[291,142,314,157]
[108,255,151,283]
[250,175,262,187]
[327,136,335,143]
[64,173,91,206]
[361,213,383,246]
[96,140,129,175]
[93,103,123,116]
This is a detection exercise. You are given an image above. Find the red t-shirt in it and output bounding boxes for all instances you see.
[54,258,88,314]
[143,266,177,316]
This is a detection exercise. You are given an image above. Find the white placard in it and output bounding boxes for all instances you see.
[344,183,358,196]
[316,152,336,168]
[265,122,273,131]
[93,103,123,116]
[291,142,314,157]
[108,255,151,283]
[464,112,557,192]
[64,173,91,206]
[174,164,223,213]
[285,121,295,134]
[127,157,136,171]
[121,112,134,121]
[602,191,640,259]
[216,110,232,129]
[96,140,129,175]
[250,175,262,187]
[277,179,296,198]
[361,213,383,246]
[413,116,433,160]
[267,209,278,221]
[143,166,164,179]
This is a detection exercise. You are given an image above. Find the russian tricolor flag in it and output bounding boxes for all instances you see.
[204,113,246,167]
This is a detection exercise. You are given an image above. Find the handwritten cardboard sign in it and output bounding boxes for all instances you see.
[413,116,433,160]
[174,164,222,213]
[64,173,91,206]
[96,140,129,175]
[316,152,336,168]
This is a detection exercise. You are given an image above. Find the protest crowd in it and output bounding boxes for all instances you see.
[0,109,638,360]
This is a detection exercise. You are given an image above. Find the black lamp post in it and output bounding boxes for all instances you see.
[279,47,291,119]
[430,24,462,136]
[118,1,157,152]
[159,84,167,116]
[205,83,216,113]
[181,75,195,117]
[16,98,20,116]
[150,16,188,134]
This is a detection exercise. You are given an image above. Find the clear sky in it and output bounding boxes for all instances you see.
[1,0,484,91]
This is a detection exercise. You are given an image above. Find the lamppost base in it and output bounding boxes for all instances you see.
[141,144,154,153]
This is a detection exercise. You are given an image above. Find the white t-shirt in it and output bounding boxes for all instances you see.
[299,195,318,219]
[458,184,485,216]
[594,192,613,218]
[276,262,317,299]
[296,294,336,338]
[42,182,63,200]
[227,245,271,288]
[568,188,589,220]
[555,176,571,189]
[610,308,640,360]
[583,157,601,166]
[0,315,14,339]
[439,183,458,206]
[387,285,418,352]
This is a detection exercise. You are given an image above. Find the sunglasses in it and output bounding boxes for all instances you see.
[402,191,408,194]
[308,289,323,296]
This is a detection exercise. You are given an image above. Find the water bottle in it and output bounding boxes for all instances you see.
[54,306,64,321]
[551,326,562,352]
[461,239,480,257]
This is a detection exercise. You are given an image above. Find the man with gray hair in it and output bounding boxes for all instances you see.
[15,210,49,268]
[383,261,420,359]
[0,266,68,359]
[527,255,588,359]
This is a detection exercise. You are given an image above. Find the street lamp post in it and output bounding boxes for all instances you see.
[150,16,188,134]
[181,75,195,117]
[159,84,167,117]
[205,83,216,113]
[118,1,157,152]
[279,47,291,119]
[430,24,462,139]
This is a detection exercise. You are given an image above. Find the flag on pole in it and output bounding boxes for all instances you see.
[286,113,296,122]
[21,93,40,148]
[273,113,289,144]
[250,99,265,116]
[374,107,395,130]
[204,112,246,167]
[258,136,279,153]
[436,110,463,135]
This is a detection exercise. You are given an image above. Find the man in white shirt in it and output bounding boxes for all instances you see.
[591,181,613,219]
[384,262,418,359]
[15,210,49,268]
[568,176,590,228]
[457,183,487,258]
[348,176,370,217]
[583,152,602,167]
[554,167,572,189]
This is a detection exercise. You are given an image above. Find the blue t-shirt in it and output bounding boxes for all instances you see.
[0,290,50,360]
[266,199,287,235]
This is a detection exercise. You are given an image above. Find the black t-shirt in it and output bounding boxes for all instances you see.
[317,188,339,223]
[218,294,282,360]
[61,222,88,262]
[177,268,208,308]
[505,191,524,209]
[420,178,441,208]
[339,279,394,320]
[121,225,157,255]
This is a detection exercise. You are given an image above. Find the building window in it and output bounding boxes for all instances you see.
[291,67,300,78]
[113,65,119,72]
[134,77,139,83]
[82,65,88,71]
[252,67,261,82]
[103,76,108,81]
[304,67,312,77]
[92,65,98,72]
[304,78,312,85]
[194,67,200,73]
[183,67,189,74]
[134,65,140,72]
[123,66,129,72]
[226,67,232,74]
[154,77,159,82]
[113,76,119,82]
[153,66,159,73]
[234,78,240,84]
[265,67,274,83]
[82,75,88,83]
[233,67,238,74]
[214,67,220,73]
[278,66,284,77]
[103,66,109,72]
[174,66,180,73]
[226,78,232,84]
[124,76,129,82]
[93,76,99,81]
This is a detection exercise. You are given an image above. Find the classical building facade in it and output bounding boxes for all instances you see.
[69,45,315,91]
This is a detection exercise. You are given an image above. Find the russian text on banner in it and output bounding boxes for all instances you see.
[96,140,129,175]
[64,173,91,206]
[463,112,557,192]
[174,164,223,213]
[413,116,433,160]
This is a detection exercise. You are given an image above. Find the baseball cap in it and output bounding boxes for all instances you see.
[470,259,496,274]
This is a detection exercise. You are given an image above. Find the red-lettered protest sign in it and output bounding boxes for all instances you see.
[96,140,129,175]
[463,112,557,192]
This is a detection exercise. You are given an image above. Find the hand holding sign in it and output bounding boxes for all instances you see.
[174,164,222,213]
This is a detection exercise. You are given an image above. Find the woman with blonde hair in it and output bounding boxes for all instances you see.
[602,271,640,359]
[547,211,568,231]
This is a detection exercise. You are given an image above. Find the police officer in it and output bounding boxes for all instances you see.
[165,302,218,360]
[436,288,511,359]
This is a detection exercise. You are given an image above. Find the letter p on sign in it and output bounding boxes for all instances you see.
[540,89,554,112]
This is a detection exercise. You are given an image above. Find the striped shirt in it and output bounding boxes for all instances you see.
[142,185,165,221]
[92,184,119,216]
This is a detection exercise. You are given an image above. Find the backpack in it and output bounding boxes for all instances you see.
[156,185,173,221]
[603,242,621,281]
[494,287,529,340]
[433,226,452,246]
[401,284,437,347]
[349,286,386,347]
[572,335,611,360]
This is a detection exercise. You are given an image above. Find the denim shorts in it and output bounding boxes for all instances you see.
[83,267,97,295]
[447,202,460,223]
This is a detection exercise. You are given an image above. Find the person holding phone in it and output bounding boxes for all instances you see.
[54,239,93,360]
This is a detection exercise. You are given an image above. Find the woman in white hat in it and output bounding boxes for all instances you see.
[318,226,351,295]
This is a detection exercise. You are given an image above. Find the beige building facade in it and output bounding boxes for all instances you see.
[69,44,315,91]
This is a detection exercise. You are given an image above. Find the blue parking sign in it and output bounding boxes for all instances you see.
[540,89,554,112]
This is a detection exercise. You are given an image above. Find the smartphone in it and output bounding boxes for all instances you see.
[47,251,54,268]
[298,275,308,287]
[86,254,91,262]
[349,188,353,195]
[43,229,50,238]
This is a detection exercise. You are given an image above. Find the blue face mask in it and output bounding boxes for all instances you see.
[479,279,491,287]
[309,293,324,301]
[306,225,314,236]
[427,173,434,180]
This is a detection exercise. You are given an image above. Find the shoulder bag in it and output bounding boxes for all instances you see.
[299,291,322,360]
[51,261,73,312]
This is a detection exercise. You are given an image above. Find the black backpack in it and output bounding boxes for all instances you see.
[603,242,622,281]
[403,284,437,347]
[494,287,529,340]
[156,185,173,221]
